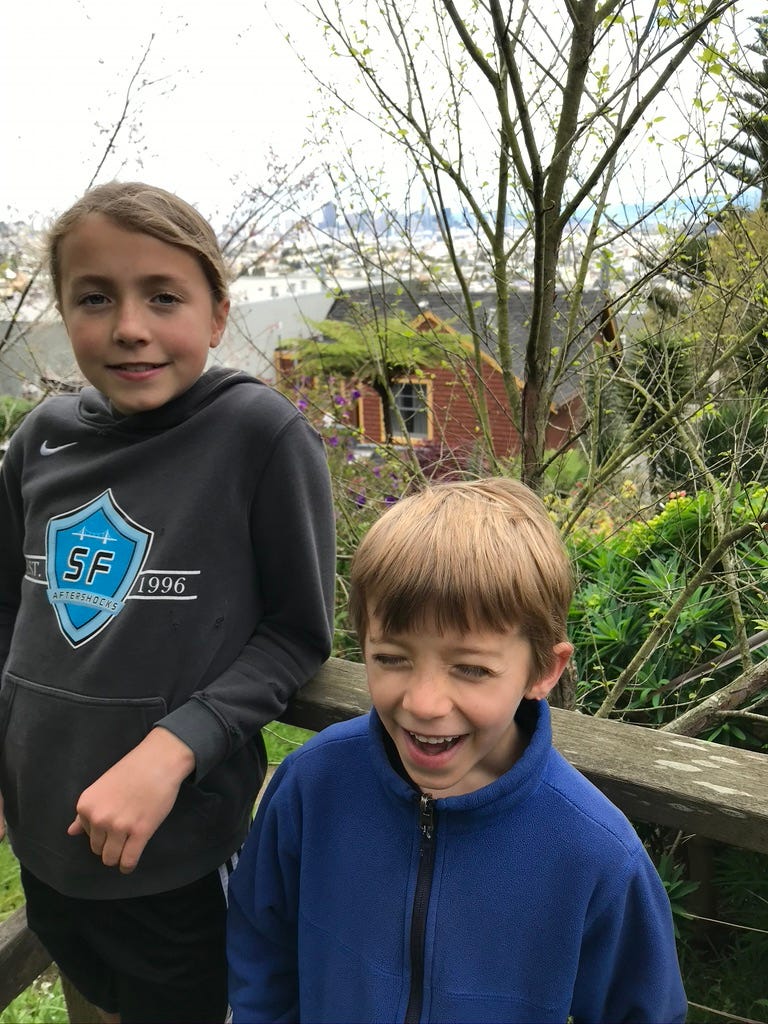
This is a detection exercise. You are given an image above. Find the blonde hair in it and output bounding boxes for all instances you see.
[349,478,573,680]
[46,181,229,305]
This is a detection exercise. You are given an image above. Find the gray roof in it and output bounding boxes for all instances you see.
[325,285,613,406]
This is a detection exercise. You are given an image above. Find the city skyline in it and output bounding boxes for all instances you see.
[4,1,756,228]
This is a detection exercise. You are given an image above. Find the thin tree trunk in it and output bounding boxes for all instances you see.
[661,657,768,738]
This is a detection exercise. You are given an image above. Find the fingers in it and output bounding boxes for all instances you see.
[67,814,133,870]
[87,827,107,857]
[101,830,130,869]
[119,834,147,875]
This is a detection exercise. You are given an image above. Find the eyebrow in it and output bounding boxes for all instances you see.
[368,635,504,656]
[67,273,186,291]
[442,646,504,658]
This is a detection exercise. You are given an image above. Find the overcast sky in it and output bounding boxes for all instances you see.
[3,0,323,225]
[3,1,756,229]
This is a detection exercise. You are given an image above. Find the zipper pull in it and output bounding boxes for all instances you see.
[419,792,434,841]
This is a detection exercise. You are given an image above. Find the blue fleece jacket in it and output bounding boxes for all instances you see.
[227,700,687,1023]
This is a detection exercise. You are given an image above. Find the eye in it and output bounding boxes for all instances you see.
[152,292,181,306]
[371,653,407,668]
[78,293,109,307]
[455,663,491,679]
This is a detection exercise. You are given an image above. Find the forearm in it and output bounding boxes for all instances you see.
[69,727,197,873]
[143,726,196,782]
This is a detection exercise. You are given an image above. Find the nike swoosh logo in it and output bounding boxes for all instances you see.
[40,441,78,456]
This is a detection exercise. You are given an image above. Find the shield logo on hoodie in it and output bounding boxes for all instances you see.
[46,490,153,647]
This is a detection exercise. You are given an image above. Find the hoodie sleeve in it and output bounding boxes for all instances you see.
[571,844,688,1023]
[227,760,301,1023]
[0,440,26,675]
[155,411,336,780]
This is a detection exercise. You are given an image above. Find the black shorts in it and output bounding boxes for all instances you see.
[21,864,231,1023]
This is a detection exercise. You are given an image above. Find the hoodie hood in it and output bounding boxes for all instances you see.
[77,366,253,436]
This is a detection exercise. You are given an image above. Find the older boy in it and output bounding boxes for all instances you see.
[0,182,335,1024]
[227,478,687,1023]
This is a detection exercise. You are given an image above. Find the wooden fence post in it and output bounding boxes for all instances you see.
[59,975,102,1024]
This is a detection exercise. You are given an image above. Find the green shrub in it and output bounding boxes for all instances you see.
[0,395,36,443]
[567,486,768,736]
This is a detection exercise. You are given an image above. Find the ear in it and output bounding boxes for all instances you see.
[210,298,230,349]
[525,642,574,701]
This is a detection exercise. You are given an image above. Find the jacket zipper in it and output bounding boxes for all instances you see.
[404,792,436,1024]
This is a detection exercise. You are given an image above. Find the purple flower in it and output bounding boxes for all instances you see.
[334,395,346,406]
[297,399,308,412]
[351,389,361,400]
[384,495,397,505]
[372,466,381,478]
[355,492,367,507]
[327,436,339,447]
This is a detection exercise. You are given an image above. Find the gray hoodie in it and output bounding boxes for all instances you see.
[0,367,335,898]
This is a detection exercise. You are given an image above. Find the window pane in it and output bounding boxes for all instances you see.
[394,382,428,438]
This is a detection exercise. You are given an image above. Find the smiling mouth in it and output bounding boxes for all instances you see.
[408,731,463,754]
[109,363,167,372]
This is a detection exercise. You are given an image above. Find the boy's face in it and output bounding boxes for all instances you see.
[365,614,572,799]
[57,214,229,415]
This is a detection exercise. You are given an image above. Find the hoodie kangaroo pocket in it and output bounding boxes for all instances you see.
[0,672,167,863]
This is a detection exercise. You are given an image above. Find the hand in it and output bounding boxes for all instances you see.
[67,728,195,874]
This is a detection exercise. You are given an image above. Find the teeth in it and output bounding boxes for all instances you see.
[115,364,159,371]
[411,733,458,744]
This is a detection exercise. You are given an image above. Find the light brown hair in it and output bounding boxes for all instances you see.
[46,181,229,305]
[349,478,573,680]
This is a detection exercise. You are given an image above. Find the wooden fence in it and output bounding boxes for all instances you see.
[2,656,768,1016]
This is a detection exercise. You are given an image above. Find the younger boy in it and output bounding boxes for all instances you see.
[227,477,687,1023]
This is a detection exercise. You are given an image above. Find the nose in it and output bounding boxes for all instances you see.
[401,670,453,721]
[113,299,149,346]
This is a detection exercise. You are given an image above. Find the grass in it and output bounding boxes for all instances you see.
[0,841,67,1023]
[0,839,22,919]
[263,722,314,764]
[0,969,67,1024]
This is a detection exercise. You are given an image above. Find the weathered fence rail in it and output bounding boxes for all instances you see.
[0,904,50,1013]
[3,655,768,1015]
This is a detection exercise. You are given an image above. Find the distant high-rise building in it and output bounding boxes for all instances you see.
[321,202,337,232]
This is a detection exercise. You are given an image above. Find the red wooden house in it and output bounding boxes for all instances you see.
[277,286,617,459]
